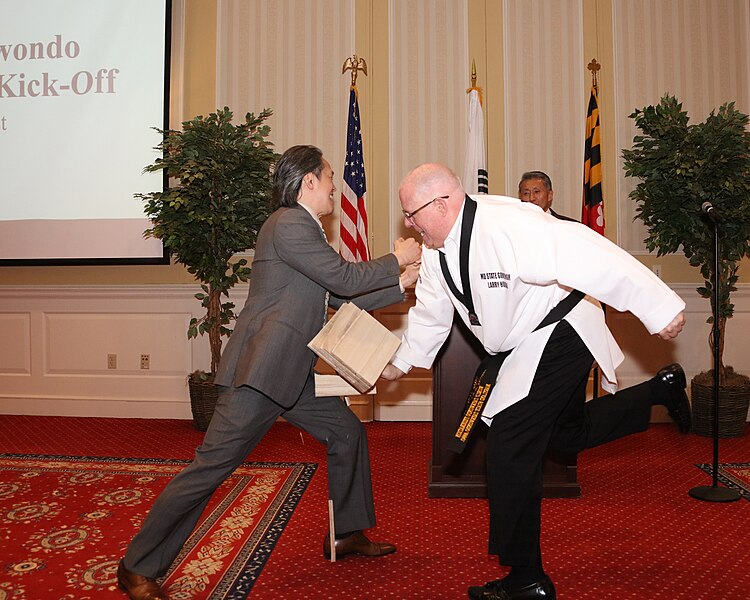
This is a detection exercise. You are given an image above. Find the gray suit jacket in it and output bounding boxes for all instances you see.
[215,204,403,407]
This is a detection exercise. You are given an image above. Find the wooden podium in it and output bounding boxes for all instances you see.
[429,316,580,498]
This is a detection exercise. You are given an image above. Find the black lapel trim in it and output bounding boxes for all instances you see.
[439,195,480,326]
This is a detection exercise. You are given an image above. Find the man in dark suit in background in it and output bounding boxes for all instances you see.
[518,170,575,221]
[117,145,422,600]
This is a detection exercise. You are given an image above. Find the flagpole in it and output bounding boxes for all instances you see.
[339,55,370,262]
[587,58,600,92]
[463,59,487,194]
[585,58,603,400]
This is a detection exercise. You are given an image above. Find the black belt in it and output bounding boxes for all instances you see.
[447,289,585,453]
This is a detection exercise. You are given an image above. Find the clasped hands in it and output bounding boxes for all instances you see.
[394,237,422,289]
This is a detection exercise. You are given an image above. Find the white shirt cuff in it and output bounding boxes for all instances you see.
[390,356,413,375]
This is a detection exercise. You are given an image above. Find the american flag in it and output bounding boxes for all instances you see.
[339,87,369,262]
[581,85,605,235]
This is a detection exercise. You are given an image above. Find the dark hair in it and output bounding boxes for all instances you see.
[271,145,324,210]
[519,170,553,191]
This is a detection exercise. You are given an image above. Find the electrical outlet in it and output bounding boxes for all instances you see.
[652,264,662,279]
[107,354,117,369]
[140,354,150,370]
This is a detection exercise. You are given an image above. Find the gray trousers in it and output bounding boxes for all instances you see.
[123,373,375,578]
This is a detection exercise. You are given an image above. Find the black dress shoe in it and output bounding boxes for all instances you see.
[468,578,504,599]
[117,560,170,600]
[322,530,396,559]
[468,576,556,599]
[655,363,692,433]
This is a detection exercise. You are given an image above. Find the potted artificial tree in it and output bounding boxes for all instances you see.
[137,107,276,430]
[623,94,750,437]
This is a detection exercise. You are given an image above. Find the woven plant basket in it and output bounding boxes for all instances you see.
[691,369,750,438]
[188,375,219,431]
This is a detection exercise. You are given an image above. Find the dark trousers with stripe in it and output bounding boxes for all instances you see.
[486,320,653,567]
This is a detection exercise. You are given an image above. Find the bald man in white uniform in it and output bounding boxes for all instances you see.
[382,164,690,600]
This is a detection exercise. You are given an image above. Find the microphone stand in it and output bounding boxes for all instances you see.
[688,209,740,503]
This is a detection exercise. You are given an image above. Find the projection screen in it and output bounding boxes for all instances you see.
[0,0,171,265]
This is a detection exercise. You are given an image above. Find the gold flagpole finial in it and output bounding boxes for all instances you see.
[342,55,368,88]
[587,58,600,91]
[466,59,482,105]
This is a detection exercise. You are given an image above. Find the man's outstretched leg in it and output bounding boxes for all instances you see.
[550,363,692,456]
[118,386,282,599]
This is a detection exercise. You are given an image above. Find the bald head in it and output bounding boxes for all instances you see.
[399,163,464,249]
[400,163,461,200]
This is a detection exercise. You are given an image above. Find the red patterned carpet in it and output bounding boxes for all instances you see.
[0,454,314,599]
[0,415,749,599]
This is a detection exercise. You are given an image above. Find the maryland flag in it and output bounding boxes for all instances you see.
[581,86,604,234]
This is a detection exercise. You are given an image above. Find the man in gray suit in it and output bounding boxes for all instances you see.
[117,145,422,600]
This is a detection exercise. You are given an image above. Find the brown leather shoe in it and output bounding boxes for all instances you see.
[323,530,396,559]
[117,560,170,600]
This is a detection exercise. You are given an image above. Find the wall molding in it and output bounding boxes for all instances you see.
[1,283,747,422]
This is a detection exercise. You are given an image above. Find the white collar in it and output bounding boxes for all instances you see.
[298,201,324,229]
[441,196,467,253]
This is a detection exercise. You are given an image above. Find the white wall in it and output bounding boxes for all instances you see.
[0,285,208,419]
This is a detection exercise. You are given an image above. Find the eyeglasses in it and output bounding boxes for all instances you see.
[402,195,449,221]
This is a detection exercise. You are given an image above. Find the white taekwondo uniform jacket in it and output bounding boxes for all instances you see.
[392,195,686,424]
